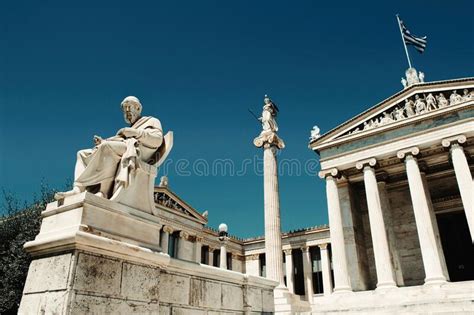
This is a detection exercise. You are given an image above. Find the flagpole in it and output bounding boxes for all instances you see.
[396,14,412,69]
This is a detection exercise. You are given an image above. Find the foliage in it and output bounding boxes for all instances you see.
[0,183,56,314]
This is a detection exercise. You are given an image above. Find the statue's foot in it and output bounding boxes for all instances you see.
[54,186,81,200]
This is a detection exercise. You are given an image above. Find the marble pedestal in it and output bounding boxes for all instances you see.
[18,193,277,314]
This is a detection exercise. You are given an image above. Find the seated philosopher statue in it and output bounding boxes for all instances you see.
[55,96,173,213]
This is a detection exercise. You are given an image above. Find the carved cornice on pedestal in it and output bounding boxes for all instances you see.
[318,168,339,179]
[397,146,420,160]
[442,134,467,149]
[253,131,285,149]
[355,157,377,170]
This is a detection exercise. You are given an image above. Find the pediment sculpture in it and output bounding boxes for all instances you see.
[55,96,173,214]
[345,88,473,137]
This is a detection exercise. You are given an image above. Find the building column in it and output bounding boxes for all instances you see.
[442,135,474,243]
[302,246,314,303]
[208,247,216,266]
[161,225,173,254]
[284,249,295,293]
[378,181,404,286]
[398,147,448,284]
[195,237,203,263]
[319,243,333,296]
[177,231,190,260]
[220,239,228,269]
[254,128,286,286]
[319,168,352,293]
[356,158,397,289]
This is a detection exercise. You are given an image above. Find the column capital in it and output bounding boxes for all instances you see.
[253,131,285,149]
[319,168,339,179]
[163,225,174,234]
[355,157,377,170]
[208,246,218,253]
[301,246,310,253]
[397,146,420,160]
[179,231,191,240]
[195,236,204,243]
[441,134,467,148]
[318,243,329,250]
[231,253,242,260]
[283,249,293,255]
[246,254,260,260]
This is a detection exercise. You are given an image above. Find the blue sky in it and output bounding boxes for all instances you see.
[1,1,473,237]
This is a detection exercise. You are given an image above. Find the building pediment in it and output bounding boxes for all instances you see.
[154,187,208,224]
[310,78,474,153]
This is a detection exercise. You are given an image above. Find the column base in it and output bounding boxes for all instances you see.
[333,286,352,294]
[424,277,448,286]
[376,282,397,290]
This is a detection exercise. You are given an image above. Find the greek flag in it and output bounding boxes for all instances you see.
[400,19,427,53]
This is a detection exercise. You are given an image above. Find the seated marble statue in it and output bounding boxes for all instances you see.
[55,96,167,200]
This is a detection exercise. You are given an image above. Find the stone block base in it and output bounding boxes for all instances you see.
[18,194,277,314]
[310,281,474,314]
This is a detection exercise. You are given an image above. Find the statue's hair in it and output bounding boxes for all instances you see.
[121,96,142,112]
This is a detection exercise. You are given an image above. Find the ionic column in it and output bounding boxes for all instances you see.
[398,147,448,284]
[195,237,203,263]
[177,231,190,260]
[283,249,295,293]
[208,247,216,266]
[319,168,352,293]
[254,130,285,286]
[318,243,333,296]
[161,225,173,254]
[442,135,474,243]
[356,158,397,289]
[302,246,314,303]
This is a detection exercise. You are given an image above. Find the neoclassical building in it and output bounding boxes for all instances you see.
[309,76,473,312]
[156,76,474,313]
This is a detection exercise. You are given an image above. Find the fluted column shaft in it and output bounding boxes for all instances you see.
[208,248,215,266]
[401,150,448,284]
[263,145,284,285]
[161,226,173,255]
[284,250,295,293]
[445,141,474,242]
[302,247,314,303]
[195,237,203,263]
[323,172,351,293]
[319,244,333,296]
[358,161,397,289]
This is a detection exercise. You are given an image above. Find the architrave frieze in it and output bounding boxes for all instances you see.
[318,119,473,172]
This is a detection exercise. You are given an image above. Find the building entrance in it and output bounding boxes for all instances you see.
[437,211,474,282]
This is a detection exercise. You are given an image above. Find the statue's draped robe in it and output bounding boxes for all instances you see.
[74,116,163,193]
[261,105,278,132]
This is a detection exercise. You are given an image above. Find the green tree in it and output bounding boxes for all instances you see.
[0,184,55,314]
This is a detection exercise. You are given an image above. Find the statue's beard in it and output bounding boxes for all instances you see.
[124,113,140,125]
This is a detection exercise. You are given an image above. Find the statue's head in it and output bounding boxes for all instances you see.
[121,96,142,124]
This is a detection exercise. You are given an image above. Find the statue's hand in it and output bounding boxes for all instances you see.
[118,127,140,138]
[93,135,103,146]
